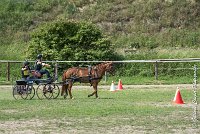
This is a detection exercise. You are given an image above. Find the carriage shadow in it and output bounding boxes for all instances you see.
[55,96,115,100]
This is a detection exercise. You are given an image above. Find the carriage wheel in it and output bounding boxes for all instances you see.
[13,85,22,100]
[51,84,60,99]
[13,85,29,100]
[36,84,46,100]
[25,85,35,100]
[21,90,28,100]
[43,84,54,99]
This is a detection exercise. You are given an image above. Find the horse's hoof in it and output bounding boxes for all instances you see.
[64,95,67,99]
[88,95,91,97]
[71,97,74,99]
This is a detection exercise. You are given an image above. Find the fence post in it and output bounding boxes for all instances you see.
[55,61,58,81]
[0,64,1,78]
[7,62,10,81]
[192,65,198,128]
[154,61,158,80]
[104,71,107,82]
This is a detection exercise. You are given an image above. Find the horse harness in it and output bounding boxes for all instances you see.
[66,65,102,85]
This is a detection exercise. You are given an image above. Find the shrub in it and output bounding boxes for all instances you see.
[27,20,119,67]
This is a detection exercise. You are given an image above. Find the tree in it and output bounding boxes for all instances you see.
[27,20,117,66]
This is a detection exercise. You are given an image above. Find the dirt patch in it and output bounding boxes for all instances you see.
[0,119,145,134]
[0,109,19,114]
[1,119,198,134]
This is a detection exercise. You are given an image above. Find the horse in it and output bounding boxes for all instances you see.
[61,62,114,99]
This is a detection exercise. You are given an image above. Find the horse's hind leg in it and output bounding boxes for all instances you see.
[88,84,98,98]
[64,84,68,99]
[61,84,68,99]
[61,84,66,96]
[68,82,74,99]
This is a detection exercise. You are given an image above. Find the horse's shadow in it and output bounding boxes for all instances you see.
[90,97,114,100]
[56,97,114,100]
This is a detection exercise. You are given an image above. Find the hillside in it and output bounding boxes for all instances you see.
[0,0,200,60]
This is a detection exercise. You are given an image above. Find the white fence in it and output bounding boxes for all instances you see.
[0,58,200,81]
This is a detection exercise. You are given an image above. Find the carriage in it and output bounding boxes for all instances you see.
[12,69,60,100]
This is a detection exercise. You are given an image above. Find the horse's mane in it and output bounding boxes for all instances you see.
[94,62,109,68]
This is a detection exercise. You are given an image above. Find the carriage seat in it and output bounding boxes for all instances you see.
[31,70,42,78]
[16,80,27,85]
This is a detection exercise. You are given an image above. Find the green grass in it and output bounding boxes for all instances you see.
[100,75,195,85]
[0,43,26,60]
[0,75,196,85]
[0,86,199,133]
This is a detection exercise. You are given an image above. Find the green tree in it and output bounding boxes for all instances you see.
[27,20,118,65]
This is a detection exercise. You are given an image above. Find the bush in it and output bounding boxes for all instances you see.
[27,20,119,67]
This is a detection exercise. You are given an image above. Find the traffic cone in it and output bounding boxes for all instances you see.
[173,87,184,104]
[117,79,123,90]
[110,81,116,92]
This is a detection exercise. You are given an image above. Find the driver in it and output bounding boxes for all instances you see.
[35,54,51,79]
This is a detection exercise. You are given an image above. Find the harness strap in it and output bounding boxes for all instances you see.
[69,65,100,84]
[88,65,92,76]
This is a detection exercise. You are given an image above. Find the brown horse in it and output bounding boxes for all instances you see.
[61,62,114,99]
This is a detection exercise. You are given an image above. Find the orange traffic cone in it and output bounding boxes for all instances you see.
[110,81,116,92]
[117,79,123,90]
[173,87,184,104]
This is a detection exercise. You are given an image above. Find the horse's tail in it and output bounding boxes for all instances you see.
[62,70,66,81]
[61,68,75,98]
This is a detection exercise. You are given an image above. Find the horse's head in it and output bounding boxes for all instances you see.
[104,62,114,75]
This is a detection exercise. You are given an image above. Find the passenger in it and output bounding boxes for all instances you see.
[21,61,31,80]
[35,54,51,79]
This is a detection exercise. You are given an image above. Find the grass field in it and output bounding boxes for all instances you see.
[0,85,199,133]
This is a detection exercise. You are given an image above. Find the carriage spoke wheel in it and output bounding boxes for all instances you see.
[43,84,53,99]
[21,91,28,100]
[51,84,60,99]
[26,85,35,100]
[21,85,30,100]
[13,85,23,100]
[36,84,46,99]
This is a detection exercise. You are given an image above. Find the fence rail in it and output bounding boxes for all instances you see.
[1,58,200,63]
[1,58,200,81]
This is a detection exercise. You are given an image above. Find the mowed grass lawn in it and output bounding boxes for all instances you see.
[0,85,199,133]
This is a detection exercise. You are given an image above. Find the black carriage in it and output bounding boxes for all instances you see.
[12,78,60,100]
[12,79,35,100]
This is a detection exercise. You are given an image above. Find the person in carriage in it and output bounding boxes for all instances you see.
[35,54,52,80]
[21,61,31,80]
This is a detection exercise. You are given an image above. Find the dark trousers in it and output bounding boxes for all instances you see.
[39,69,51,78]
